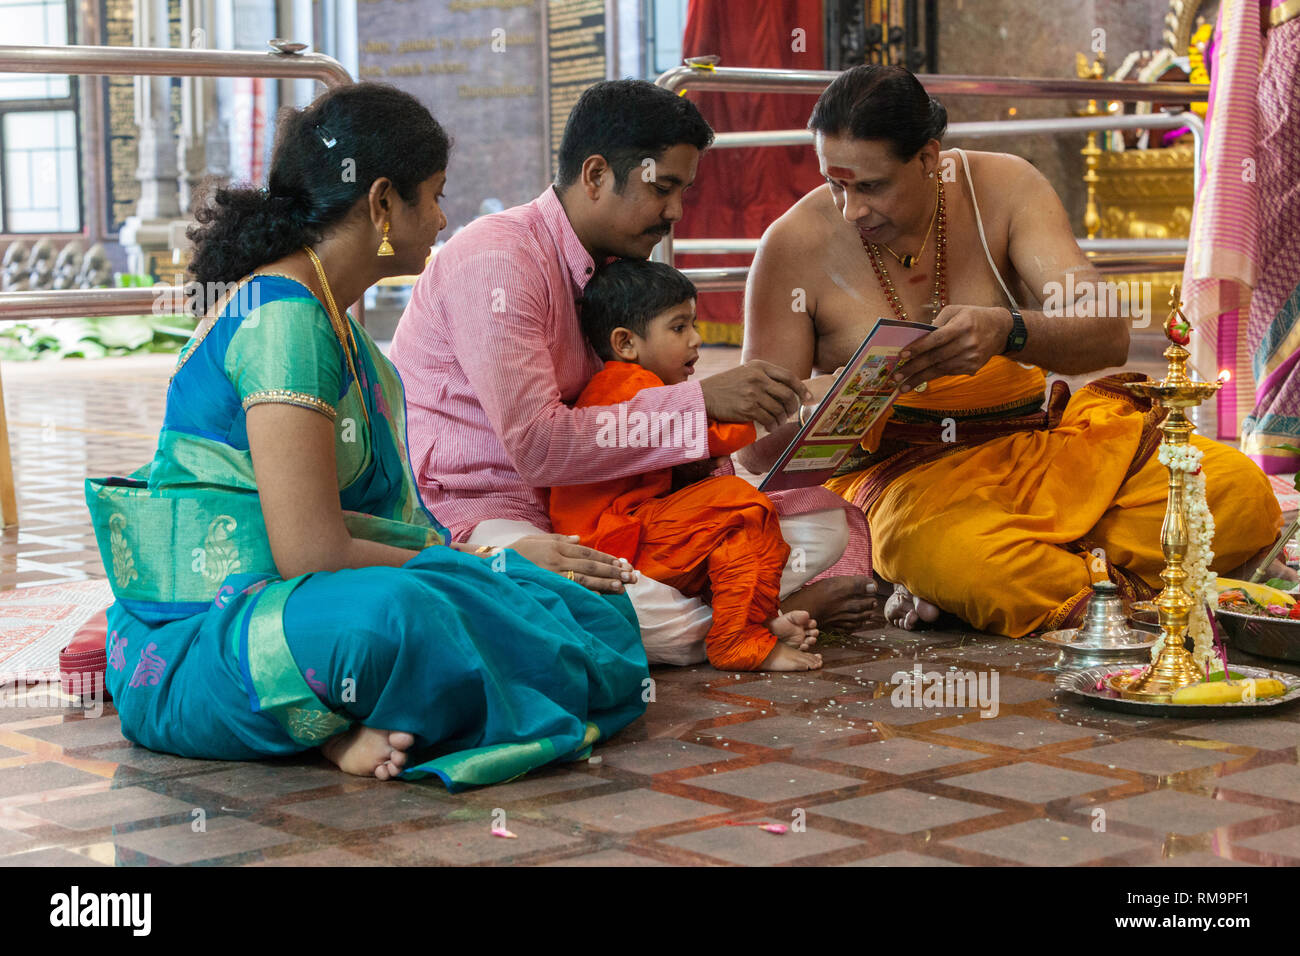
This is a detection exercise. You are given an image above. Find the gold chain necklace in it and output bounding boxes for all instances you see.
[303,246,370,425]
[861,178,947,324]
[879,178,940,269]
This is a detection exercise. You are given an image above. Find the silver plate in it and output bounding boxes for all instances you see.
[1055,664,1300,717]
[1040,628,1157,654]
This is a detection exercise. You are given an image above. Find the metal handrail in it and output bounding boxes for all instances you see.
[0,288,173,321]
[680,252,1188,295]
[710,111,1205,191]
[654,65,1208,102]
[0,43,352,87]
[0,43,353,324]
[654,64,1207,275]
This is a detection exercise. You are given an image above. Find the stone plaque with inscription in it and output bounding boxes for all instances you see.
[356,0,546,232]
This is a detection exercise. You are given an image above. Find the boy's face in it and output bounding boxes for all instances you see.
[612,298,702,385]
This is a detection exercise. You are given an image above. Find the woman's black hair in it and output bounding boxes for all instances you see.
[186,82,450,314]
[555,79,714,190]
[579,258,698,361]
[807,65,947,160]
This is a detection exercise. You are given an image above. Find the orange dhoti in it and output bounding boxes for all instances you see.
[549,360,790,670]
[629,476,789,670]
[826,359,1282,637]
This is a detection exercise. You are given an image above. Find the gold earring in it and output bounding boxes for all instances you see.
[377,220,395,257]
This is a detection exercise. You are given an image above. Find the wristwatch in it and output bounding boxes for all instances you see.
[1002,306,1028,354]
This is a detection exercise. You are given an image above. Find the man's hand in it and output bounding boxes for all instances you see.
[893,305,1014,393]
[700,360,812,430]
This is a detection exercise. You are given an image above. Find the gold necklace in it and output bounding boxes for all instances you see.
[878,177,940,269]
[862,179,947,324]
[303,246,370,425]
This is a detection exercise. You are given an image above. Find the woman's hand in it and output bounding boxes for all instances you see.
[506,534,637,594]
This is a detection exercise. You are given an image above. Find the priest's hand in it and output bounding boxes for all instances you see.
[892,305,1014,393]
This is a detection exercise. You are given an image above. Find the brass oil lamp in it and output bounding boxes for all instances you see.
[1105,286,1221,701]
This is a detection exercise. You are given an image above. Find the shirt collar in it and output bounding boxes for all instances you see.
[537,185,599,293]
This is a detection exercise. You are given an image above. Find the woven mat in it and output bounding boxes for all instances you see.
[0,579,111,685]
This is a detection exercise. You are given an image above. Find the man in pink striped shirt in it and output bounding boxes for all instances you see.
[391,80,876,663]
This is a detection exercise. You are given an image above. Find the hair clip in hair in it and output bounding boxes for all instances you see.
[315,125,337,149]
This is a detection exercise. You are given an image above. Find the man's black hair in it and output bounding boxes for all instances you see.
[808,64,947,161]
[579,258,698,361]
[556,79,714,189]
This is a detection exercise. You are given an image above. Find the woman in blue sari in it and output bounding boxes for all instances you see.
[85,84,648,789]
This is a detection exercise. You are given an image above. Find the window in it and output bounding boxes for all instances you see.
[645,0,689,78]
[0,0,83,234]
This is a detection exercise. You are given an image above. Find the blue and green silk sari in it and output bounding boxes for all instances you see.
[85,274,648,790]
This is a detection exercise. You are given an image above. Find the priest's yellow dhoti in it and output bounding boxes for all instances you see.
[825,358,1281,637]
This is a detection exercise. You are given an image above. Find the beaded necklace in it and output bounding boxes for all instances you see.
[860,178,947,324]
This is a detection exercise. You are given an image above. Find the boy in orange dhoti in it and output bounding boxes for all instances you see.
[550,260,822,671]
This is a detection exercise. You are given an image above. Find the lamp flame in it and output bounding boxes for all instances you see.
[1218,369,1232,384]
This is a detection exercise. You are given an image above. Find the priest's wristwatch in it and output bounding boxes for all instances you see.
[1002,306,1028,354]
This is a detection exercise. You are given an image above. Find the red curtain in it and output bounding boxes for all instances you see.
[677,0,827,344]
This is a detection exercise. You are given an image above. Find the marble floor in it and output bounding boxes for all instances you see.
[1,341,1298,867]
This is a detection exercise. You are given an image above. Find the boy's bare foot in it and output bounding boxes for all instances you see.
[781,575,880,633]
[321,726,414,780]
[759,640,823,671]
[883,584,941,631]
[767,608,819,651]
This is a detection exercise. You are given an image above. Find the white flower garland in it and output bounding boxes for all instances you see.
[1154,442,1220,673]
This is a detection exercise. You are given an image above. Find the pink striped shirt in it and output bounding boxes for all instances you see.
[390,186,709,541]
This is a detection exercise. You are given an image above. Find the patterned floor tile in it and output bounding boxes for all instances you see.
[540,849,674,867]
[935,714,1097,750]
[681,761,862,802]
[658,823,860,865]
[941,763,1126,803]
[182,761,344,800]
[594,740,741,775]
[553,788,727,833]
[0,847,106,867]
[820,738,986,774]
[842,851,965,867]
[945,818,1149,865]
[1177,719,1300,751]
[811,789,1003,833]
[1236,825,1300,860]
[1069,738,1237,775]
[278,785,450,830]
[112,815,293,864]
[1144,851,1256,867]
[721,676,858,704]
[0,761,104,798]
[1076,788,1274,835]
[29,785,195,830]
[14,715,127,749]
[1211,763,1300,802]
[380,819,584,865]
[694,714,861,747]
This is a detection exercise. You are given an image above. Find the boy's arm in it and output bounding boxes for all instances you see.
[434,249,711,485]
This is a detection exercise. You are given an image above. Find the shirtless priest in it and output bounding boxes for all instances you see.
[739,64,1285,637]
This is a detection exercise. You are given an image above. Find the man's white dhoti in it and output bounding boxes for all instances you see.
[467,509,849,665]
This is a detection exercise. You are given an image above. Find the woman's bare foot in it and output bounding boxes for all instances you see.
[767,609,819,651]
[883,583,942,631]
[781,575,881,633]
[321,726,414,780]
[758,640,823,671]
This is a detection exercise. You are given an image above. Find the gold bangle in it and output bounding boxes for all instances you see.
[474,545,495,556]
